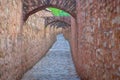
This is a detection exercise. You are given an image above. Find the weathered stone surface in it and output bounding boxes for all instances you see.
[22,0,76,21]
[0,1,61,79]
[21,34,80,80]
[0,0,120,80]
[44,16,71,28]
[73,0,120,80]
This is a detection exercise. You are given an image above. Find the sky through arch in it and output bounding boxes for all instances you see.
[47,7,70,16]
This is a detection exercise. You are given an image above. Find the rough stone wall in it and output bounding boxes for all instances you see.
[1,0,120,80]
[74,0,120,80]
[0,0,23,80]
[63,28,71,41]
[0,0,59,79]
[21,10,58,79]
[22,0,76,21]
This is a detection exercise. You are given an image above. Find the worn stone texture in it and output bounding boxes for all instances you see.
[0,0,22,80]
[0,0,120,80]
[22,0,76,21]
[44,16,71,28]
[20,10,60,80]
[62,0,120,80]
[21,34,80,80]
[0,1,61,79]
[73,0,120,80]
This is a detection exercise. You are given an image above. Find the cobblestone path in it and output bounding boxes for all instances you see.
[21,34,80,80]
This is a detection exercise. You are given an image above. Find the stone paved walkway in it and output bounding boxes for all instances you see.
[21,34,80,80]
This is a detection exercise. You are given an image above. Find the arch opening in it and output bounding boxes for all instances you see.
[45,20,71,29]
[22,0,76,22]
[43,16,71,29]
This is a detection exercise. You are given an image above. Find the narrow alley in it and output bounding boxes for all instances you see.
[21,34,80,80]
[0,0,119,80]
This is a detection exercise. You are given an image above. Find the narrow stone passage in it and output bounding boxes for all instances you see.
[21,34,80,80]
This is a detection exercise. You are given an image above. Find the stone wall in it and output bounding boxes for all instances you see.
[62,0,120,80]
[74,0,120,80]
[0,0,120,80]
[0,0,60,79]
[20,10,59,79]
[0,0,23,80]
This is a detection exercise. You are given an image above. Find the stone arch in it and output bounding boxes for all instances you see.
[22,0,76,22]
[43,16,71,28]
[46,20,71,29]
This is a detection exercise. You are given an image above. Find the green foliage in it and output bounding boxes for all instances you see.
[47,7,70,16]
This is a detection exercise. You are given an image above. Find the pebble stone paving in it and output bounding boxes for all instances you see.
[21,34,80,80]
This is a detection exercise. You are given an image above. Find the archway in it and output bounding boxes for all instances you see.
[43,16,71,28]
[21,0,79,79]
[22,0,76,22]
